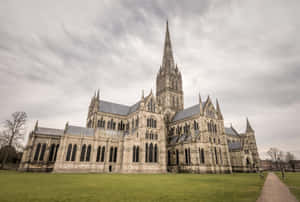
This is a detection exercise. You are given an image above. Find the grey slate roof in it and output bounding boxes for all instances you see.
[228,141,242,150]
[172,101,206,122]
[173,104,200,121]
[36,127,64,136]
[99,100,140,116]
[169,134,193,144]
[66,125,94,136]
[225,127,239,136]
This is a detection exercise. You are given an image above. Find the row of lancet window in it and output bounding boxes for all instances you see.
[97,118,139,130]
[145,143,158,163]
[34,143,59,162]
[147,118,157,128]
[109,147,118,162]
[96,146,105,162]
[65,144,92,162]
[167,148,205,165]
[96,117,140,130]
[211,147,223,165]
[132,146,140,162]
[65,144,112,163]
[146,132,158,140]
[208,121,217,133]
[172,96,179,107]
[147,99,155,112]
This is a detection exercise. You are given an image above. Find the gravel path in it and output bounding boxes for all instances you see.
[257,172,298,202]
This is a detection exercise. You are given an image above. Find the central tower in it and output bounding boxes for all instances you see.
[156,21,184,120]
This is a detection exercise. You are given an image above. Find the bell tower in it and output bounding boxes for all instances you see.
[156,21,184,120]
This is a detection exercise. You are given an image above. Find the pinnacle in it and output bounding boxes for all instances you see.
[246,118,254,133]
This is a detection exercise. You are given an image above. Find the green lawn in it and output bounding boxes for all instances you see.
[276,172,300,200]
[0,171,265,202]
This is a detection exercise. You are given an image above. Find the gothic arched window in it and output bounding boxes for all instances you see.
[34,143,41,161]
[109,147,113,162]
[101,146,105,162]
[136,146,139,162]
[54,144,59,161]
[113,147,118,162]
[154,144,158,162]
[168,150,171,165]
[39,143,47,161]
[185,148,188,164]
[66,144,72,161]
[80,144,86,162]
[214,147,218,164]
[219,148,223,165]
[145,143,148,162]
[176,149,179,165]
[201,148,205,164]
[71,144,77,161]
[132,146,136,162]
[149,143,153,162]
[48,144,55,162]
[96,146,101,162]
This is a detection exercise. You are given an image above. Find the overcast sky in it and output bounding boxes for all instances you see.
[0,0,299,159]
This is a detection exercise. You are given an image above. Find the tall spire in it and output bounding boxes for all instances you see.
[162,20,175,71]
[246,118,254,133]
[216,98,223,120]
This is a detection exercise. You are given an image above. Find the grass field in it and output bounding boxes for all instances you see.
[276,172,300,200]
[0,171,265,202]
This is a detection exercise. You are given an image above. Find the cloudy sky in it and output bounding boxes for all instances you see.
[0,0,299,159]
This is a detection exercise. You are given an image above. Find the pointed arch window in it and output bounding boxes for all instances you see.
[185,148,188,164]
[168,150,171,165]
[132,146,136,162]
[54,144,59,161]
[48,144,55,162]
[113,147,118,162]
[136,146,139,162]
[145,143,148,162]
[66,144,72,161]
[214,147,218,164]
[71,144,77,161]
[39,143,47,161]
[176,149,179,165]
[101,146,105,162]
[219,148,223,165]
[34,143,41,161]
[149,143,153,162]
[80,144,86,162]
[154,144,158,162]
[201,148,205,164]
[109,147,113,162]
[96,146,101,162]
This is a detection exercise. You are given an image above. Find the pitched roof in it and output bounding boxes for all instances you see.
[172,102,205,121]
[35,127,64,136]
[228,141,242,150]
[98,100,140,116]
[225,127,239,136]
[66,125,94,136]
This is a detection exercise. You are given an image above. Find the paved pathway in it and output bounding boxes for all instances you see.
[257,172,298,202]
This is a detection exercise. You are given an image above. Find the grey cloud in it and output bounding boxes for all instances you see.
[0,0,299,158]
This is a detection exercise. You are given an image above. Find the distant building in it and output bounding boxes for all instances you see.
[19,22,260,173]
[260,160,300,172]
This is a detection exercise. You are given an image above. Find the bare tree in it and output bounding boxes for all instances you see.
[267,147,284,162]
[285,152,295,163]
[0,111,27,169]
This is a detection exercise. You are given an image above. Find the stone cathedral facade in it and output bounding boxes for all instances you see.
[19,22,260,173]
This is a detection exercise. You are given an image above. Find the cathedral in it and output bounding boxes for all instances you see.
[19,22,260,173]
